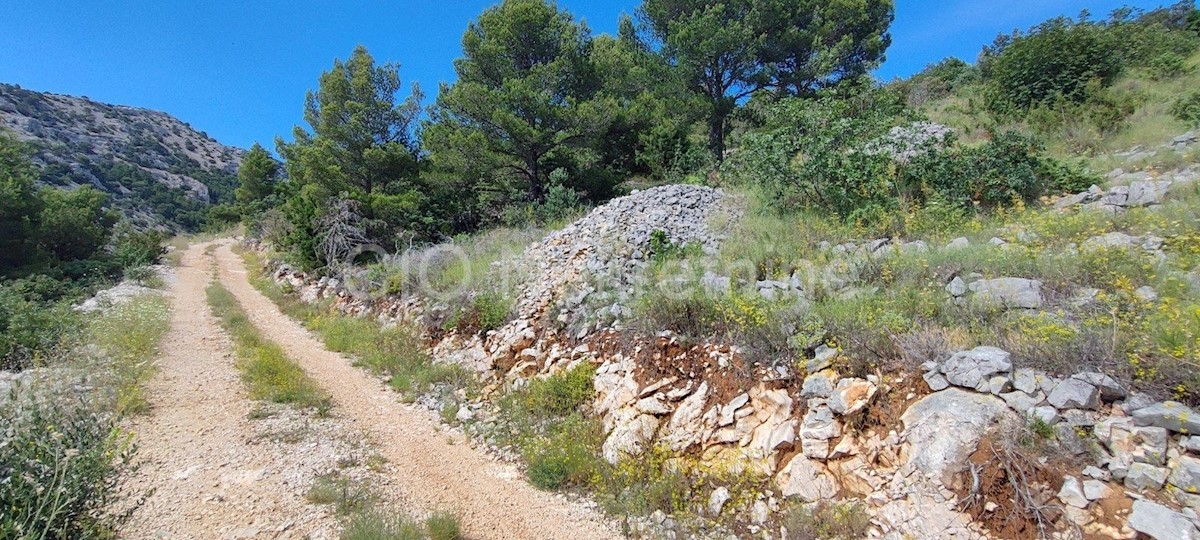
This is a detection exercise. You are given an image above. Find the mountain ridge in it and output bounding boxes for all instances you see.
[0,83,246,230]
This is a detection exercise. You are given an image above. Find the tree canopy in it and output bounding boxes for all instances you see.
[640,0,894,158]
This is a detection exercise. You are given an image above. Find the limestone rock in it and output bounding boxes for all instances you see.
[1082,479,1112,501]
[1171,455,1200,495]
[968,278,1044,309]
[1071,372,1127,402]
[1128,499,1199,539]
[1133,401,1200,434]
[707,486,731,517]
[828,378,877,416]
[900,389,1014,480]
[940,346,1012,390]
[777,454,838,502]
[1057,476,1088,508]
[800,371,837,399]
[1047,378,1101,410]
[1125,462,1169,491]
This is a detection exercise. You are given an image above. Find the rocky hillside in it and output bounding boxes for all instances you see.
[0,83,245,230]
[262,153,1200,538]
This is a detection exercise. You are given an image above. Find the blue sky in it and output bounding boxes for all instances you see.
[0,0,1173,149]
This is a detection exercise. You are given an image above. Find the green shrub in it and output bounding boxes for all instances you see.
[0,393,134,539]
[443,291,511,334]
[341,511,426,540]
[522,415,606,490]
[982,17,1121,112]
[0,282,78,370]
[1149,51,1189,79]
[1172,90,1200,126]
[424,513,462,540]
[111,225,167,270]
[306,473,374,516]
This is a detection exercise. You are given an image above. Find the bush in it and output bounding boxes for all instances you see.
[1172,90,1200,126]
[1148,51,1189,79]
[0,392,134,539]
[443,291,511,334]
[982,17,1121,112]
[111,225,167,270]
[0,282,78,370]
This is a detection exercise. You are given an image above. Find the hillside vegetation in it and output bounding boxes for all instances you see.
[0,84,245,230]
[242,1,1200,539]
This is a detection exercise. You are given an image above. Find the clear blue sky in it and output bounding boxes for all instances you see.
[0,0,1172,150]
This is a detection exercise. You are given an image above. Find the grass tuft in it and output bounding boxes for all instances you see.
[206,279,330,410]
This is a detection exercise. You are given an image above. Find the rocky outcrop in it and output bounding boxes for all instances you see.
[0,84,244,228]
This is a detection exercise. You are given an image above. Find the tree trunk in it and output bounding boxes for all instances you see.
[707,113,726,163]
[528,157,545,202]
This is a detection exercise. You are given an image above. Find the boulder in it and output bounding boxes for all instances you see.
[968,278,1044,309]
[945,237,969,250]
[660,382,710,452]
[1126,180,1172,207]
[940,346,1012,390]
[900,389,1014,480]
[1071,372,1127,401]
[1133,401,1200,434]
[1125,462,1169,491]
[1047,378,1101,410]
[1128,499,1199,540]
[707,486,731,517]
[602,412,660,464]
[777,454,838,502]
[1082,479,1112,501]
[800,371,837,399]
[799,406,841,441]
[1171,455,1200,495]
[945,276,966,297]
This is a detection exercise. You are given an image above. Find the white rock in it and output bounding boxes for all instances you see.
[1058,476,1088,508]
[777,454,838,502]
[900,389,1014,481]
[1082,479,1112,500]
[1128,499,1200,539]
[707,486,731,517]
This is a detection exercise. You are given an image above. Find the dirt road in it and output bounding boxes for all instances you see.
[120,241,618,539]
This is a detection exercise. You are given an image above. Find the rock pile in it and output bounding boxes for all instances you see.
[1055,167,1198,212]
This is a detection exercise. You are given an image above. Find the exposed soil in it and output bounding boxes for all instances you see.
[117,241,620,539]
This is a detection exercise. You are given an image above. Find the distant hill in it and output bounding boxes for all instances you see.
[0,83,245,230]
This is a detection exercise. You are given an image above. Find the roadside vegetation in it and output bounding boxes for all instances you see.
[0,293,171,538]
[226,0,1200,536]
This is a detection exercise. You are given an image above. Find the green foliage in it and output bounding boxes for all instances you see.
[36,186,119,263]
[306,473,374,516]
[444,290,512,334]
[522,414,606,490]
[0,133,42,273]
[426,0,619,217]
[278,46,440,268]
[0,394,134,540]
[1172,89,1200,125]
[982,17,1122,112]
[424,512,462,540]
[499,176,588,228]
[206,279,330,410]
[782,501,872,540]
[340,512,427,540]
[640,0,894,158]
[234,142,279,211]
[111,223,168,270]
[0,281,77,370]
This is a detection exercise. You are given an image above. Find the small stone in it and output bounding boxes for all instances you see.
[828,378,877,416]
[987,375,1012,395]
[946,276,966,297]
[1135,286,1159,302]
[1083,479,1111,500]
[1012,368,1038,394]
[800,371,837,399]
[1027,406,1059,424]
[1183,436,1200,454]
[923,371,949,392]
[1071,372,1127,402]
[707,486,731,517]
[1058,476,1088,508]
[945,237,969,250]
